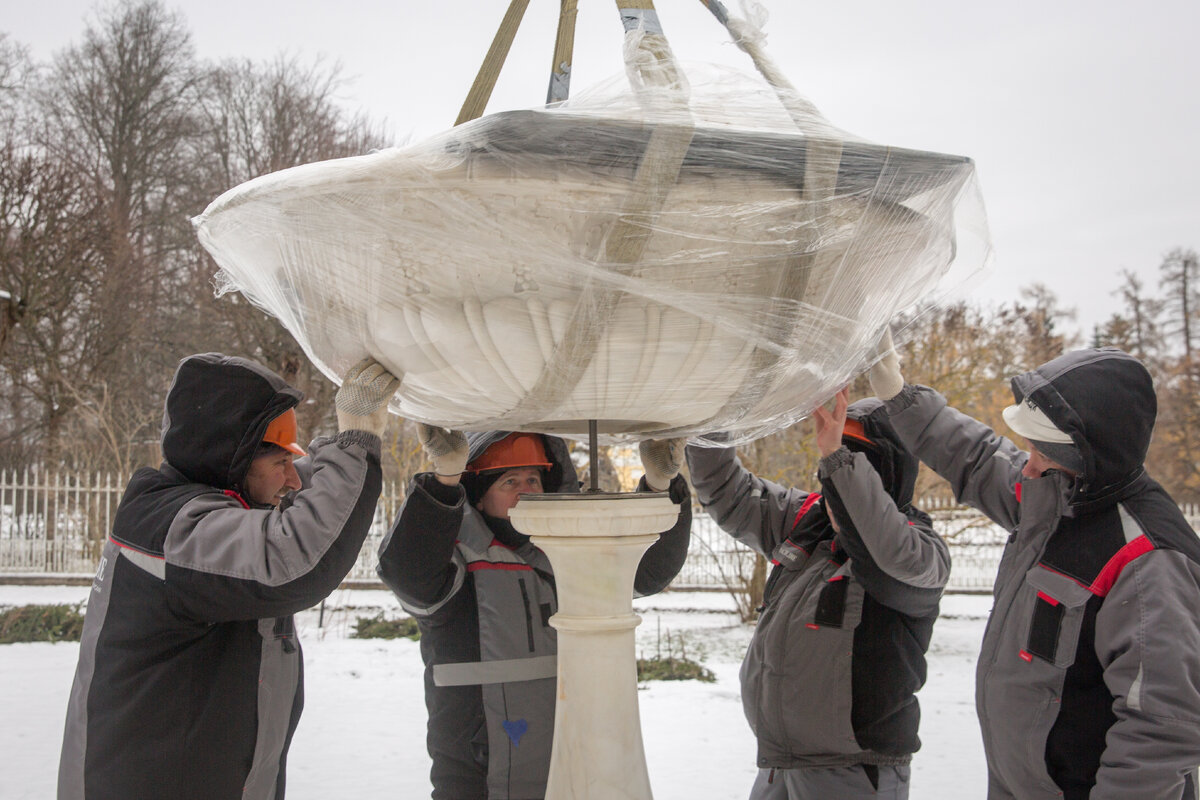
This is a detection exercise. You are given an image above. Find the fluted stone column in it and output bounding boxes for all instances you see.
[509,492,680,800]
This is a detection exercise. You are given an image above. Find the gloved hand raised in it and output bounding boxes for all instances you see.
[417,424,468,481]
[335,358,401,437]
[639,438,686,492]
[869,329,905,401]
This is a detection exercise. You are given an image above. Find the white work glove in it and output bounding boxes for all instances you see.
[417,424,469,478]
[335,358,401,437]
[639,438,686,492]
[868,329,905,401]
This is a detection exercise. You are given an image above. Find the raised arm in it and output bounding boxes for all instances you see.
[685,442,814,558]
[813,388,948,616]
[632,438,692,595]
[377,424,471,613]
[870,331,1025,532]
[163,430,382,621]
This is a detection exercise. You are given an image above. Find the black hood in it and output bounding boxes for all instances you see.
[845,397,920,511]
[161,353,303,492]
[461,431,579,501]
[1009,348,1154,497]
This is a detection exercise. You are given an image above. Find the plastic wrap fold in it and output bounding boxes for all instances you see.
[194,63,989,445]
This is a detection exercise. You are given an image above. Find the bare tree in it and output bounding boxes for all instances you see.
[1159,247,1200,368]
[4,7,395,473]
[0,34,34,136]
[18,0,206,468]
[1014,283,1078,367]
[186,53,391,438]
[1148,247,1200,501]
[1108,269,1163,363]
[0,136,109,468]
[200,54,389,190]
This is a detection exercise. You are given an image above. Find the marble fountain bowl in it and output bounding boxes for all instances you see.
[194,108,979,443]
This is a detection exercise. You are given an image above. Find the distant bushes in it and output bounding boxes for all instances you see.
[352,614,421,640]
[0,604,85,644]
[637,655,715,683]
[638,627,715,683]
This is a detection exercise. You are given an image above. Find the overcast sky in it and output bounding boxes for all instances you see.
[5,0,1198,337]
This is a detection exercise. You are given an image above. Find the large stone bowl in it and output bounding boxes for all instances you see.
[194,108,977,442]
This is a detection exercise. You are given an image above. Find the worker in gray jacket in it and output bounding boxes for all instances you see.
[58,354,399,800]
[378,427,691,800]
[686,388,949,800]
[870,341,1200,799]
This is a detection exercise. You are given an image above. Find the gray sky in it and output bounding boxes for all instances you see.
[5,0,1198,336]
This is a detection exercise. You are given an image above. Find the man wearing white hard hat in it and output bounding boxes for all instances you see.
[868,341,1200,800]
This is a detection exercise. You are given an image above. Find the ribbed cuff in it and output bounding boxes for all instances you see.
[335,429,382,457]
[818,446,854,479]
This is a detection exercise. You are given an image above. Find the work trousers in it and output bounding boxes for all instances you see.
[749,764,910,800]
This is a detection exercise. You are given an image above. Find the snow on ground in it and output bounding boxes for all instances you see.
[0,586,991,799]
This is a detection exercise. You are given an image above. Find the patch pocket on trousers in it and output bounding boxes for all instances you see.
[1022,565,1094,668]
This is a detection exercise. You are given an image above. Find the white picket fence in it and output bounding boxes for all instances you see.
[3,465,1198,593]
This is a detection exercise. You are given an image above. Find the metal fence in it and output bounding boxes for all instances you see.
[3,465,1198,592]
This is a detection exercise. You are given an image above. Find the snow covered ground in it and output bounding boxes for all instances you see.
[0,585,990,799]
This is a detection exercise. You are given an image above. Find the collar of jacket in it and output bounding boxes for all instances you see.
[788,496,836,553]
[482,512,533,549]
[1018,469,1074,522]
[1067,466,1148,516]
[158,462,277,510]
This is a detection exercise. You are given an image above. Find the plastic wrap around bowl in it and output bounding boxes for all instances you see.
[195,109,979,443]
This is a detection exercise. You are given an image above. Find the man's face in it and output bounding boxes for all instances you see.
[476,467,544,520]
[243,449,302,506]
[1022,442,1076,480]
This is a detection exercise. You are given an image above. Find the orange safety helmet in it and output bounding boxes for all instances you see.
[467,432,551,474]
[263,408,306,456]
[840,418,875,448]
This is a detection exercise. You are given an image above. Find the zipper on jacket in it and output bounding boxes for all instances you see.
[273,616,297,654]
[518,578,536,652]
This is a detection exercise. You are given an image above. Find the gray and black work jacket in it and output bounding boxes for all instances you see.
[686,399,949,771]
[883,348,1200,800]
[377,431,691,800]
[57,354,382,800]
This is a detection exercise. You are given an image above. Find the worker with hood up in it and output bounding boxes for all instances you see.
[685,388,950,800]
[870,340,1200,799]
[378,426,692,800]
[58,354,400,800]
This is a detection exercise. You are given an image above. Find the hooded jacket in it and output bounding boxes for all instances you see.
[58,353,382,800]
[883,348,1200,800]
[377,431,691,800]
[686,399,949,770]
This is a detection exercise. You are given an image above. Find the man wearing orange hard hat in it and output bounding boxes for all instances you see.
[59,353,400,800]
[685,388,948,800]
[378,426,692,800]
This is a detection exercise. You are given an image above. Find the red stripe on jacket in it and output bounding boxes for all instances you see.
[1089,534,1155,596]
[792,493,822,529]
[466,562,534,572]
[1035,534,1155,598]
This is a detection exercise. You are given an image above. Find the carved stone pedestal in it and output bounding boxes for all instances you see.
[510,492,680,800]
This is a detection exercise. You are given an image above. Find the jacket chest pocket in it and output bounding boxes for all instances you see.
[1020,566,1094,668]
[801,556,862,629]
[475,569,557,659]
[763,559,865,663]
